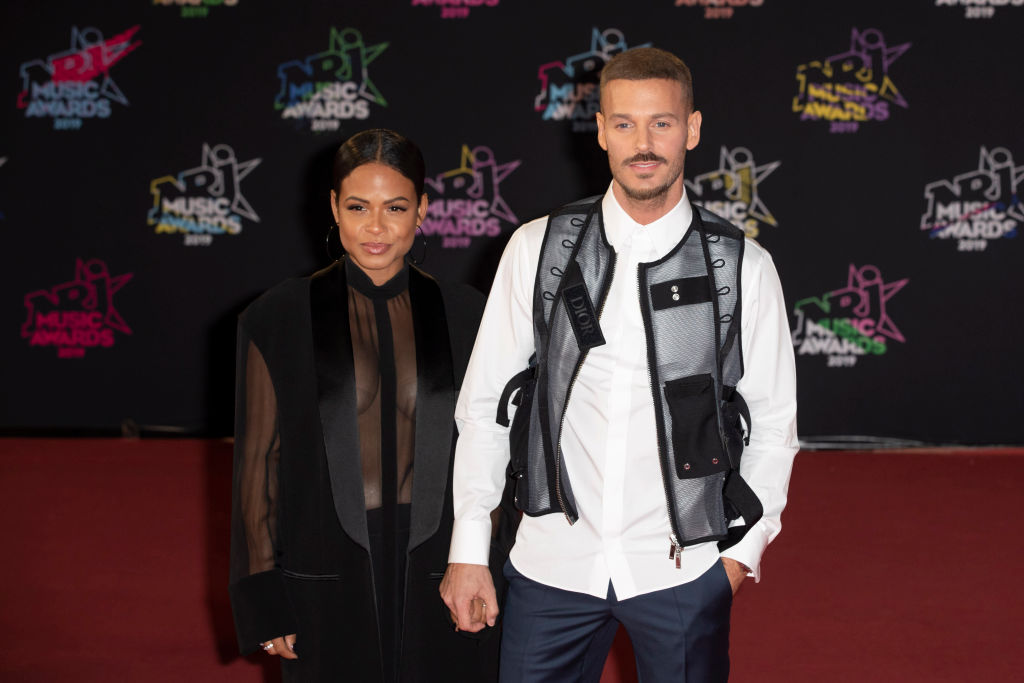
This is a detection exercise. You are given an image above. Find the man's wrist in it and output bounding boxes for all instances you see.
[448,518,493,565]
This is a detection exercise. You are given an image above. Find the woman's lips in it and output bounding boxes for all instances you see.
[361,242,392,255]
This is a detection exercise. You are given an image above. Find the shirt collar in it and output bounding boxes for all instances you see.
[601,182,693,257]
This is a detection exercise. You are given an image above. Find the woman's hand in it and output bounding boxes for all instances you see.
[261,634,298,659]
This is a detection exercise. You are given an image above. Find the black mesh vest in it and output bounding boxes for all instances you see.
[501,195,763,552]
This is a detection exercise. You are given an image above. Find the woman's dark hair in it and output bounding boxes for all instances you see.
[331,128,426,197]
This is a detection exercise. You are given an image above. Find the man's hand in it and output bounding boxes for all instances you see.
[260,634,297,659]
[721,557,749,596]
[439,562,498,632]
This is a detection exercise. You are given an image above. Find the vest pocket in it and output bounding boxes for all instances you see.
[663,373,729,478]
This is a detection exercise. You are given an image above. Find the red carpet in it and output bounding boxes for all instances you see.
[1,439,1022,682]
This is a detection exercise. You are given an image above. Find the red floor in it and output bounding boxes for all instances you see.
[1,439,1022,682]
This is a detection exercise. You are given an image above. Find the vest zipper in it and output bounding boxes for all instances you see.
[554,250,617,525]
[637,262,686,567]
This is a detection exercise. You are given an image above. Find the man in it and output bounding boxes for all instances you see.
[440,47,797,682]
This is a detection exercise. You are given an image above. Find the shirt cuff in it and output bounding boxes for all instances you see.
[447,518,493,566]
[720,523,770,582]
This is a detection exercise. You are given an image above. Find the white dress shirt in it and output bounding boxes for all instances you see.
[449,184,798,600]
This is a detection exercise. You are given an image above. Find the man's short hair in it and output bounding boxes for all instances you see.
[599,47,694,111]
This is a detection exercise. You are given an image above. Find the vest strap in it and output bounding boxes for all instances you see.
[718,470,764,551]
[496,362,536,428]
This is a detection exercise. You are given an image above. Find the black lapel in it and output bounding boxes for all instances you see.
[309,260,370,552]
[408,267,456,551]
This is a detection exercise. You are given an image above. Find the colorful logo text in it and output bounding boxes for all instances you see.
[793,28,910,134]
[535,28,650,133]
[17,26,142,131]
[22,259,133,358]
[686,146,780,238]
[275,28,388,133]
[935,0,1023,19]
[791,264,908,368]
[153,0,239,19]
[423,144,521,249]
[673,0,764,20]
[411,0,499,19]
[921,146,1021,252]
[148,143,261,246]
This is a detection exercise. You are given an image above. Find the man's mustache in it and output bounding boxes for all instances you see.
[624,153,667,165]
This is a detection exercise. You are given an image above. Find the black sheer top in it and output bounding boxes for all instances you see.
[234,258,417,680]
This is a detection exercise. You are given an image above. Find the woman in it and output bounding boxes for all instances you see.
[229,129,513,681]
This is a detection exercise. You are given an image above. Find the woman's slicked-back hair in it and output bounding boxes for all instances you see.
[331,128,426,197]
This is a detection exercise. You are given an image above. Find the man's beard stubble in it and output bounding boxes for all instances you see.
[616,152,684,203]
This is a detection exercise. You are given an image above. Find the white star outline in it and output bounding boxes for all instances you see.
[686,146,780,228]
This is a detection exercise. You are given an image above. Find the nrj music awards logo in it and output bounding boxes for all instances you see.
[153,0,240,19]
[17,26,142,131]
[673,0,764,20]
[422,144,521,249]
[921,146,1021,252]
[275,27,388,133]
[535,28,650,133]
[936,0,1023,19]
[411,0,499,19]
[686,146,780,239]
[22,259,133,359]
[793,28,910,134]
[148,143,261,246]
[791,265,908,368]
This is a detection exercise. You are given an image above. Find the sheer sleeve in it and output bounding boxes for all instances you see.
[228,325,297,654]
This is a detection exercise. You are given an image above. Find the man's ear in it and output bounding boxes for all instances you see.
[596,111,608,151]
[686,110,702,151]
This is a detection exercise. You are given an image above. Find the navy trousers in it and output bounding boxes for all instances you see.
[499,559,732,683]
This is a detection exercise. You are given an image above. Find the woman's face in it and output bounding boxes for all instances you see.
[330,162,427,285]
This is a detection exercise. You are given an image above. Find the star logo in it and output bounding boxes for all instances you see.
[425,145,521,224]
[922,146,1024,233]
[793,27,911,127]
[148,143,262,228]
[17,25,142,109]
[826,27,911,108]
[22,259,134,344]
[792,264,909,354]
[275,27,389,109]
[686,146,780,228]
[826,265,908,343]
[535,28,650,113]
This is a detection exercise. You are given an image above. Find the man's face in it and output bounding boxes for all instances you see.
[596,78,701,203]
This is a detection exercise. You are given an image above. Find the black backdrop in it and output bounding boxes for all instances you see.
[2,0,1022,445]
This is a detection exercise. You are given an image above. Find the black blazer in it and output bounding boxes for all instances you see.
[229,261,514,682]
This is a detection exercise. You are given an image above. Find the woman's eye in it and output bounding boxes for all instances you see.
[388,206,407,213]
[346,204,365,212]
